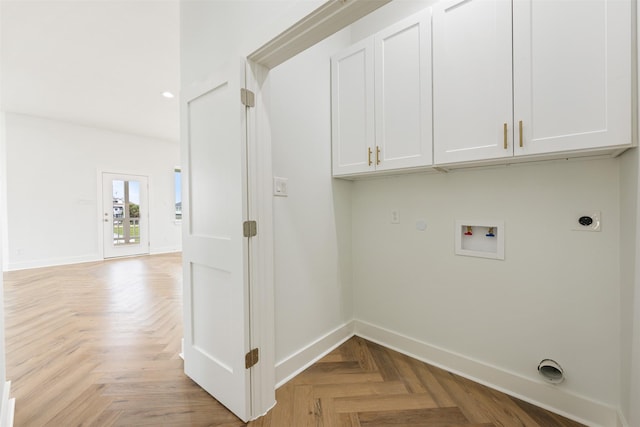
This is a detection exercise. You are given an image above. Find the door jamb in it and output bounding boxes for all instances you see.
[245,60,276,418]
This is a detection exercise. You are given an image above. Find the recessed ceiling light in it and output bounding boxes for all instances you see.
[162,91,175,99]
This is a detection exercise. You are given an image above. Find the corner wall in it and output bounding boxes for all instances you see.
[268,28,354,382]
[619,148,638,426]
[619,3,640,424]
[0,111,12,425]
[4,113,181,270]
[0,6,13,423]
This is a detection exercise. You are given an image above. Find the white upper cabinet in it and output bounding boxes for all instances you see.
[375,10,433,171]
[512,0,632,156]
[331,39,375,176]
[433,0,633,166]
[332,9,432,177]
[433,0,513,165]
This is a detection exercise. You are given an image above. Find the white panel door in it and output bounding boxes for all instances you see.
[102,172,149,259]
[181,61,251,422]
[375,8,432,171]
[433,0,513,165]
[331,38,375,176]
[513,0,632,156]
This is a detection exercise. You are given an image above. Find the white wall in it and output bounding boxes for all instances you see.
[269,28,353,369]
[3,113,181,270]
[619,148,637,424]
[618,4,640,425]
[180,0,325,86]
[351,159,621,407]
[0,122,8,426]
[629,238,640,425]
[0,5,10,421]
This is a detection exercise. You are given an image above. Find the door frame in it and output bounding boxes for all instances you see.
[97,169,151,260]
[245,60,276,418]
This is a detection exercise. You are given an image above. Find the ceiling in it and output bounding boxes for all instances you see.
[1,0,180,142]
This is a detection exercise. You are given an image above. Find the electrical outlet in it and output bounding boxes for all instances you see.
[391,209,400,224]
[573,211,601,232]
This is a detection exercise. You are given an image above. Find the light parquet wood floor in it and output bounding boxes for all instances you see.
[255,337,585,427]
[4,253,242,426]
[3,254,584,426]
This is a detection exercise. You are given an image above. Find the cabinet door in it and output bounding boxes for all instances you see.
[513,0,632,156]
[433,0,513,165]
[374,9,432,171]
[331,39,375,176]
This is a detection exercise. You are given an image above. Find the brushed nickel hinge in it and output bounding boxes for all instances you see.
[240,88,255,107]
[245,348,259,369]
[243,220,257,237]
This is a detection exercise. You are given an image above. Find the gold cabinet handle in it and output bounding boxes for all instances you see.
[519,120,523,147]
[503,123,508,149]
[367,147,372,166]
[376,146,381,165]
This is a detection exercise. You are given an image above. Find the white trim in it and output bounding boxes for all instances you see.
[0,113,8,272]
[246,60,277,420]
[248,0,392,69]
[353,319,619,427]
[6,250,180,271]
[149,247,181,256]
[617,409,629,427]
[1,381,14,427]
[275,322,355,388]
[7,254,101,271]
[5,400,14,427]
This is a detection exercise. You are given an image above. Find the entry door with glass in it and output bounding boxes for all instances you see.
[102,172,149,258]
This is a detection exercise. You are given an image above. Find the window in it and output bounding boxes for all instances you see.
[174,168,182,220]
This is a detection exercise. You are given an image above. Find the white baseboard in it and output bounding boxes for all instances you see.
[4,400,13,427]
[6,250,182,271]
[1,381,14,427]
[7,254,100,271]
[149,247,182,255]
[354,319,619,427]
[617,409,629,427]
[275,322,355,388]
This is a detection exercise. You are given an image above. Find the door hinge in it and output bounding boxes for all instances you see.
[240,88,255,107]
[243,220,257,237]
[245,348,259,369]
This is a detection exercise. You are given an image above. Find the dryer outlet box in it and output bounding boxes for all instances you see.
[573,211,601,232]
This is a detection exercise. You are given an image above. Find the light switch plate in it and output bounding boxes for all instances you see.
[391,209,400,224]
[273,177,288,197]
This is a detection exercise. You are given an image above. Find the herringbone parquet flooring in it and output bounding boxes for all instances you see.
[253,337,585,427]
[4,253,243,426]
[3,254,584,426]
